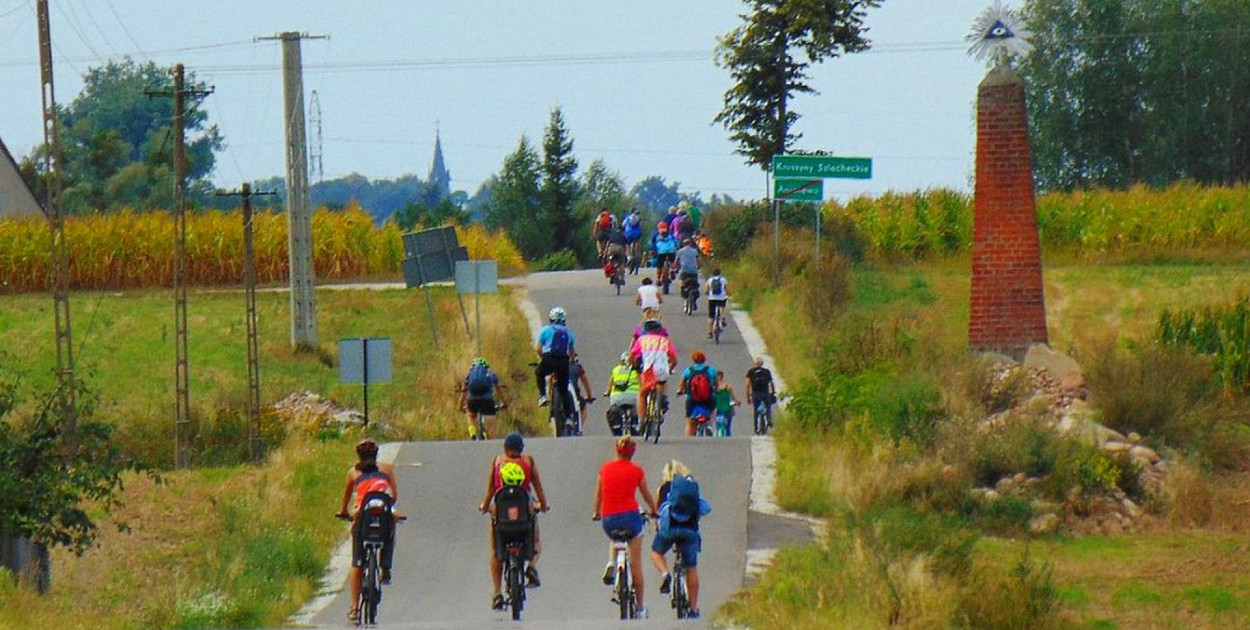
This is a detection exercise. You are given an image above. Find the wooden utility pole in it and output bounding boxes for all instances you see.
[36,0,76,442]
[148,65,213,469]
[258,31,328,350]
[217,184,275,463]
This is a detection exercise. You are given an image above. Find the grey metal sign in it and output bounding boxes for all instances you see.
[339,338,392,384]
[455,260,498,295]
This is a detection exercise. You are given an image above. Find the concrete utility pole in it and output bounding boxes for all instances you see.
[259,31,327,350]
[217,184,275,463]
[148,65,213,469]
[36,0,76,443]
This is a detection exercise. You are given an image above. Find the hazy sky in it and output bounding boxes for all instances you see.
[0,1,996,201]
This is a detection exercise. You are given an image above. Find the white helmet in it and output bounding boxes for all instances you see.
[548,306,566,323]
[619,352,630,363]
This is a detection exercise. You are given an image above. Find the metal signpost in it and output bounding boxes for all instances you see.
[400,226,470,341]
[770,154,873,260]
[339,338,392,427]
[455,260,499,356]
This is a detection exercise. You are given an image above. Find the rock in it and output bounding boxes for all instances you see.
[1013,472,1029,485]
[1103,520,1124,536]
[1023,344,1083,383]
[996,477,1016,493]
[1102,440,1132,453]
[1130,445,1161,464]
[1128,432,1142,444]
[1029,513,1061,535]
[982,490,1000,502]
[1121,498,1143,519]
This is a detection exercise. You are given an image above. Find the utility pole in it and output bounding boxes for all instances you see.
[36,0,76,444]
[309,90,324,185]
[217,184,275,463]
[258,31,328,350]
[148,65,213,469]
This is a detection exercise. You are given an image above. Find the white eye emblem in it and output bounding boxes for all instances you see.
[967,1,1033,65]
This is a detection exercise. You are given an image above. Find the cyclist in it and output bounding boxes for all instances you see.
[651,222,678,292]
[623,209,644,270]
[673,238,701,311]
[603,352,641,436]
[480,433,549,610]
[569,356,596,433]
[603,223,628,283]
[592,435,659,619]
[534,307,576,420]
[335,438,399,624]
[687,203,703,234]
[745,357,777,429]
[631,315,669,342]
[674,209,695,243]
[629,318,677,420]
[696,232,713,259]
[592,208,614,258]
[713,372,740,436]
[676,350,717,437]
[460,357,504,440]
[636,276,662,314]
[704,268,729,339]
[650,460,712,620]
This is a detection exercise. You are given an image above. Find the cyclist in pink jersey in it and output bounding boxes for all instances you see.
[629,319,677,418]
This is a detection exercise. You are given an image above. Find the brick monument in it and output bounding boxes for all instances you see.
[969,63,1048,357]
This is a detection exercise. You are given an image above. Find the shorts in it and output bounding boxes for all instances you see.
[655,253,675,270]
[640,368,668,394]
[597,231,610,243]
[466,397,497,415]
[601,511,644,541]
[707,299,727,320]
[686,398,714,418]
[651,527,701,567]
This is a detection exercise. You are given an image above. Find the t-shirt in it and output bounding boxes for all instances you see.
[705,275,728,300]
[714,387,734,414]
[630,333,676,380]
[746,366,773,396]
[654,233,678,255]
[537,323,576,356]
[674,246,699,273]
[637,284,661,310]
[599,459,645,517]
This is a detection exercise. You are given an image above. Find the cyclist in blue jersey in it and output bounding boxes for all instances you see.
[651,222,679,292]
[534,307,577,418]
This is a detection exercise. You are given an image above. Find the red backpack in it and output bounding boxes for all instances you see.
[597,212,612,230]
[687,366,713,403]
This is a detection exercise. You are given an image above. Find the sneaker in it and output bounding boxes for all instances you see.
[688,609,701,619]
[660,396,670,415]
[381,569,391,585]
[635,607,649,620]
[491,593,505,610]
[537,395,549,407]
[525,566,541,588]
[659,572,672,594]
[706,332,713,339]
[601,563,615,586]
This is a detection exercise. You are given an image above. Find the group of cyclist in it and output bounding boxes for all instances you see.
[592,202,715,289]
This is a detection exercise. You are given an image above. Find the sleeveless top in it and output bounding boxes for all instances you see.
[491,454,535,493]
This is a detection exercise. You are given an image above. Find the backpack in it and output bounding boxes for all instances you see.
[466,364,493,397]
[597,213,612,230]
[547,325,570,357]
[678,214,693,235]
[668,475,701,526]
[709,276,723,296]
[750,367,772,392]
[688,366,713,403]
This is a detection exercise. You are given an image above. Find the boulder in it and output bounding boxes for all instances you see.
[1028,513,1061,535]
[1130,445,1161,464]
[1023,344,1083,383]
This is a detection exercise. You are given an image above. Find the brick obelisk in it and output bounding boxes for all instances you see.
[969,63,1047,358]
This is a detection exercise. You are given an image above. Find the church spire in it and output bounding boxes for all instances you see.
[427,130,451,199]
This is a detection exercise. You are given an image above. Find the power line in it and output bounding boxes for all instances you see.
[103,0,147,58]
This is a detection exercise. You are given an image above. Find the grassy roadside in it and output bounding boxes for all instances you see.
[718,226,1250,628]
[0,286,540,629]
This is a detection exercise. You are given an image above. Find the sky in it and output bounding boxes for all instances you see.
[0,1,996,202]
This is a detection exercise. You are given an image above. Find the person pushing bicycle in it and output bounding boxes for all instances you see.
[335,438,399,624]
[479,433,549,611]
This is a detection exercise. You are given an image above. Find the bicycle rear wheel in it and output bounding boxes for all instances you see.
[616,566,631,620]
[508,557,525,620]
[362,550,380,625]
[673,566,689,618]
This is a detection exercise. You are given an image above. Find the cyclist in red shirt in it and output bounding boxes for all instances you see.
[335,438,399,624]
[592,435,659,618]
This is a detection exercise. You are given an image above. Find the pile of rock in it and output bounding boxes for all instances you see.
[972,344,1167,535]
[271,390,366,433]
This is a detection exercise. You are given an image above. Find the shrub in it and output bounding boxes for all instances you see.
[1159,399,1250,472]
[1082,341,1217,436]
[531,249,580,271]
[957,549,1060,630]
[964,417,1059,487]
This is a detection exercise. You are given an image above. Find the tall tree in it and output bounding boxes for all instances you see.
[714,0,881,170]
[485,137,547,259]
[20,58,223,213]
[1021,0,1250,189]
[540,107,581,258]
[631,175,683,214]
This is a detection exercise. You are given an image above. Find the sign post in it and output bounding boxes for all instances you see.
[339,338,392,426]
[770,154,873,260]
[455,260,499,356]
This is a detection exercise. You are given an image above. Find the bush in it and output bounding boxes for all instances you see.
[1083,341,1217,436]
[1159,399,1250,472]
[964,417,1059,487]
[531,249,580,271]
[958,549,1060,630]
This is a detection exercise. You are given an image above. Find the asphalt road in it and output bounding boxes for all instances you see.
[307,269,768,628]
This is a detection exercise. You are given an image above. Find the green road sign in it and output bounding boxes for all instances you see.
[774,178,823,201]
[772,154,872,180]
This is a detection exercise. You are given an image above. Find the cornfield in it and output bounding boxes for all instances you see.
[1157,297,1250,396]
[0,203,525,293]
[824,182,1250,261]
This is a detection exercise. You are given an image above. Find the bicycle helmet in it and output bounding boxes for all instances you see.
[616,434,637,457]
[548,306,566,323]
[619,351,630,363]
[504,432,525,453]
[356,437,379,459]
[472,357,489,369]
[643,318,663,332]
[499,461,527,486]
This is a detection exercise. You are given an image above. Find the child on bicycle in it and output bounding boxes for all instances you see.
[335,438,399,624]
[712,372,740,437]
[650,459,712,620]
[479,433,549,610]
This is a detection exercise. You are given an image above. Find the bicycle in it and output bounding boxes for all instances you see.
[598,512,650,620]
[607,403,640,437]
[753,394,775,436]
[530,362,579,438]
[691,404,715,437]
[612,259,626,295]
[669,546,692,619]
[337,502,406,627]
[679,273,699,316]
[640,390,663,444]
[711,301,728,345]
[489,487,537,621]
[459,385,505,441]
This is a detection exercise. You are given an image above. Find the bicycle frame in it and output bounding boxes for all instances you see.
[610,539,635,620]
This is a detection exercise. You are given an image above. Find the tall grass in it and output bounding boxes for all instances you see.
[0,204,526,293]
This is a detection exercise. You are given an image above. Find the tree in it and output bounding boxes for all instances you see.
[20,58,223,213]
[1021,0,1250,190]
[541,107,582,260]
[715,0,881,170]
[631,175,682,214]
[485,137,547,259]
[393,197,469,230]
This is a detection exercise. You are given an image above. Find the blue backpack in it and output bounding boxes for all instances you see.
[547,325,570,357]
[466,364,494,397]
[668,475,701,527]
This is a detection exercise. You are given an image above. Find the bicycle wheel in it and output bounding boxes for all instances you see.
[616,565,631,620]
[550,389,564,438]
[673,567,688,619]
[508,557,525,621]
[362,550,380,625]
[755,404,767,436]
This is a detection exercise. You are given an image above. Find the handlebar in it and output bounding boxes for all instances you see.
[335,513,407,522]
